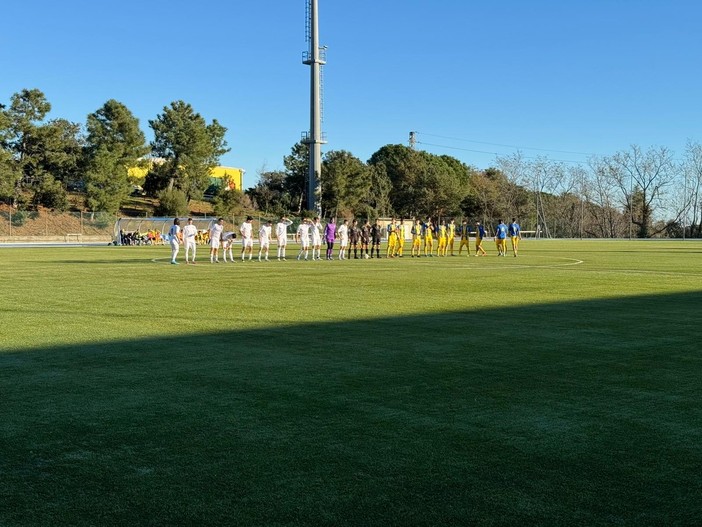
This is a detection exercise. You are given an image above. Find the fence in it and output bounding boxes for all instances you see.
[0,210,115,239]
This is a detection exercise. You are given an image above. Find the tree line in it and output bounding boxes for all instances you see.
[3,88,701,237]
[0,88,231,217]
[250,142,702,238]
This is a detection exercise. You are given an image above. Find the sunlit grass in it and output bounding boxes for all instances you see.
[1,240,701,525]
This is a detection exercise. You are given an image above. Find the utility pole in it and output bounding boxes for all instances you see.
[409,131,417,150]
[302,0,326,215]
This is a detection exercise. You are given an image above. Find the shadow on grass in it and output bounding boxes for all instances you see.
[1,292,701,526]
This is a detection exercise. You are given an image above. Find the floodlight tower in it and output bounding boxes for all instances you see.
[302,0,326,215]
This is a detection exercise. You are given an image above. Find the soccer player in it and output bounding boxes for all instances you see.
[495,219,508,256]
[182,217,198,264]
[275,216,293,260]
[258,220,272,261]
[447,219,456,255]
[296,218,311,260]
[423,218,434,257]
[386,218,397,258]
[437,220,448,256]
[222,231,237,262]
[410,219,422,257]
[240,216,254,261]
[509,217,522,257]
[360,220,371,258]
[370,219,382,258]
[311,217,323,261]
[209,217,224,263]
[337,219,349,260]
[475,221,487,256]
[396,219,406,257]
[324,218,337,260]
[458,219,471,256]
[348,219,360,259]
[168,218,181,265]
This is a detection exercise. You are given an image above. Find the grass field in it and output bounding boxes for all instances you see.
[1,240,701,526]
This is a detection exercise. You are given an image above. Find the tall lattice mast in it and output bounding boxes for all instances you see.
[301,0,326,215]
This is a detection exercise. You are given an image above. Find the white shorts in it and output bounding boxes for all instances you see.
[210,238,221,248]
[301,238,310,249]
[277,236,287,246]
[185,240,196,249]
[312,236,321,246]
[242,237,253,248]
[260,239,270,249]
[340,238,349,248]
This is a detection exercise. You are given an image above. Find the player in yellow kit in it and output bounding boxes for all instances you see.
[475,221,487,256]
[509,218,522,257]
[423,218,434,257]
[386,218,397,258]
[458,219,471,255]
[437,221,448,256]
[447,219,456,255]
[396,219,406,257]
[410,219,422,257]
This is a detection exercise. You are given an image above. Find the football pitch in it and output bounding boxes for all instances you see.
[1,240,701,526]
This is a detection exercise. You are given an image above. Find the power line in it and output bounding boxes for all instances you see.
[416,132,597,157]
[416,141,588,165]
[416,141,499,157]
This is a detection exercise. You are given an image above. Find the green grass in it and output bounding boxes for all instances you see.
[1,240,701,526]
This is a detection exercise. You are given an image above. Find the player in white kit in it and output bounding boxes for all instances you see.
[222,231,237,262]
[209,218,224,263]
[311,217,322,261]
[168,218,182,265]
[182,217,198,264]
[240,216,254,261]
[275,216,293,260]
[337,219,349,260]
[296,218,311,261]
[258,220,272,261]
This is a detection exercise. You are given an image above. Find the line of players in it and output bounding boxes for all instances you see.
[386,217,521,259]
[166,216,522,264]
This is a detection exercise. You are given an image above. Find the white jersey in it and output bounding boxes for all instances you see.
[297,223,311,247]
[276,220,292,239]
[209,223,223,243]
[168,224,181,243]
[182,224,197,244]
[338,224,348,242]
[240,221,253,239]
[311,222,322,243]
[259,225,272,243]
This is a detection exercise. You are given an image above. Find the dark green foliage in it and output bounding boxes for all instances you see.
[155,188,189,216]
[84,100,148,214]
[321,150,369,217]
[32,174,68,211]
[9,209,27,226]
[246,169,290,215]
[149,101,229,202]
[212,187,244,218]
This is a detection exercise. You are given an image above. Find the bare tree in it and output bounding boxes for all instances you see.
[584,157,626,238]
[682,141,702,237]
[604,145,677,238]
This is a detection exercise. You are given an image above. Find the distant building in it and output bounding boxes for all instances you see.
[128,159,244,193]
[209,166,244,191]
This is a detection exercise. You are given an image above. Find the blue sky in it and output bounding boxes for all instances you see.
[2,1,701,188]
